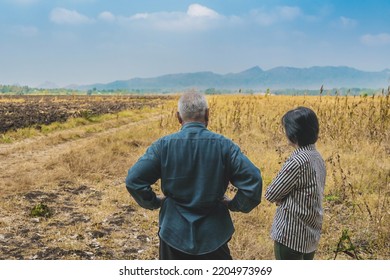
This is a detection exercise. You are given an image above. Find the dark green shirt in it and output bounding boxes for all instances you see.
[126,122,262,255]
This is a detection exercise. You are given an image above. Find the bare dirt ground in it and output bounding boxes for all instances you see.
[0,113,164,260]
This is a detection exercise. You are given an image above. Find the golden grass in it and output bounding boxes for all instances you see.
[0,94,388,260]
[204,94,389,260]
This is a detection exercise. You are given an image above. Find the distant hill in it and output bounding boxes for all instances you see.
[71,66,390,91]
[38,81,60,89]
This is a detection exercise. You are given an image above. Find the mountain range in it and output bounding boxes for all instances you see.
[71,66,390,91]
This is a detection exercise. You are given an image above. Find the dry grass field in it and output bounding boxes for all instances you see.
[0,93,389,260]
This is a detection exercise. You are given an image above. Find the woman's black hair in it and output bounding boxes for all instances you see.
[282,106,319,147]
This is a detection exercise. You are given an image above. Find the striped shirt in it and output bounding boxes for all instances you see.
[265,144,326,253]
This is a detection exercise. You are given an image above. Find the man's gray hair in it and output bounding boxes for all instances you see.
[178,90,208,121]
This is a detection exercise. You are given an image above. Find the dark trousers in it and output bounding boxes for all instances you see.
[159,238,233,260]
[274,241,315,260]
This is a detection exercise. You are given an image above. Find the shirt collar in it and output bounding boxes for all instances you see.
[181,122,206,130]
[292,144,316,156]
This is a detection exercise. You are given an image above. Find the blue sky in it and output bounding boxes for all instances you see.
[1,0,389,87]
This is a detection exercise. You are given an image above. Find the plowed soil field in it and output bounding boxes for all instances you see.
[0,95,167,133]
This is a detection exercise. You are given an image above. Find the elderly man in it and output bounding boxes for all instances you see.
[125,91,262,260]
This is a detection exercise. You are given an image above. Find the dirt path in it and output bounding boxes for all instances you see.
[0,113,164,194]
[0,113,165,260]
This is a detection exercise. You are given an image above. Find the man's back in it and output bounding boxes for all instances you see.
[159,122,234,208]
[127,122,261,255]
[125,91,262,259]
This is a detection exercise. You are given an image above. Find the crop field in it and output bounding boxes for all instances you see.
[0,93,389,260]
[0,95,168,133]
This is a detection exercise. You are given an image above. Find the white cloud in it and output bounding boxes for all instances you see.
[361,33,390,46]
[122,4,223,32]
[187,4,220,19]
[130,13,149,20]
[98,11,116,22]
[50,8,94,25]
[251,6,302,26]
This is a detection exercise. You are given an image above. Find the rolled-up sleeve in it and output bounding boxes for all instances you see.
[265,158,300,203]
[125,143,162,210]
[228,144,262,213]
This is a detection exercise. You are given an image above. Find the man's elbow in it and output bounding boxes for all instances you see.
[241,203,259,213]
[125,171,137,191]
[254,175,263,203]
[243,197,261,213]
[249,193,262,213]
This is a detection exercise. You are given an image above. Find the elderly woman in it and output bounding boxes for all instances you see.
[265,106,326,260]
